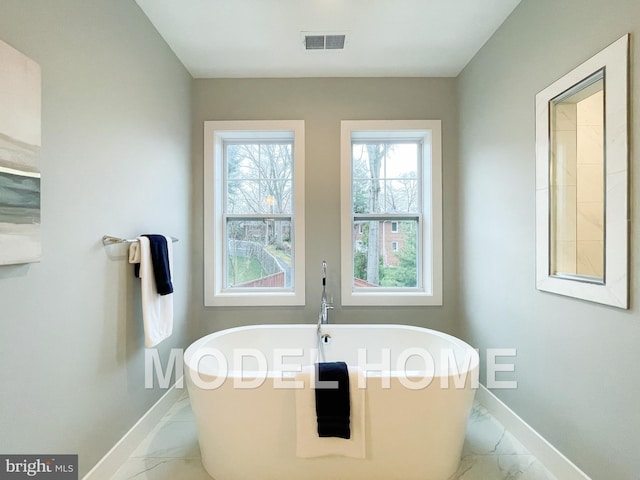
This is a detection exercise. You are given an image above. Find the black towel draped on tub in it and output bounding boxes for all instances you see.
[315,361,351,439]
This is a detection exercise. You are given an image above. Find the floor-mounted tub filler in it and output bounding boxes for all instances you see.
[184,324,479,480]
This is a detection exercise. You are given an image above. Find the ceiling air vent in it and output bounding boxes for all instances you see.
[325,35,346,50]
[302,33,347,51]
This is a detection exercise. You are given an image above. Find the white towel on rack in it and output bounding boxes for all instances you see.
[130,236,173,347]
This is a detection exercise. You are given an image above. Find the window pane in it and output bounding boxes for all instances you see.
[226,180,258,214]
[226,142,293,215]
[352,220,418,288]
[387,144,419,177]
[226,219,292,288]
[260,143,292,179]
[261,180,292,214]
[385,179,418,213]
[352,179,372,213]
[352,145,371,180]
[352,143,385,214]
[351,142,420,214]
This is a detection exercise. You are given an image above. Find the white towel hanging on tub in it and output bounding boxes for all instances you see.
[129,236,173,347]
[295,365,366,458]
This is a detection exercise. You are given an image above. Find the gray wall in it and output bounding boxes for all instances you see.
[4,0,635,478]
[192,78,460,335]
[0,1,193,476]
[457,0,640,478]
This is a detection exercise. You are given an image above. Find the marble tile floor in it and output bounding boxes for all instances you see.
[111,392,558,480]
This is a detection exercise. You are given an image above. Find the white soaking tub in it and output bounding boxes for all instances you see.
[184,324,479,480]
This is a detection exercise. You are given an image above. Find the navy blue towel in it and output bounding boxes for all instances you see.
[142,234,173,296]
[315,362,350,439]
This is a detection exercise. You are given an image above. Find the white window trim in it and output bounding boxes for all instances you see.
[204,120,306,306]
[340,120,443,306]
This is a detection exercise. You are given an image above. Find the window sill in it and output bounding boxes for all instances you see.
[205,291,305,307]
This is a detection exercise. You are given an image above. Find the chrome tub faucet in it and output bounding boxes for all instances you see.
[318,260,334,329]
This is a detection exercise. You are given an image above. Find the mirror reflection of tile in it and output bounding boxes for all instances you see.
[550,73,604,280]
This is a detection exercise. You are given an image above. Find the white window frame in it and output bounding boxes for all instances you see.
[204,120,305,306]
[340,120,442,306]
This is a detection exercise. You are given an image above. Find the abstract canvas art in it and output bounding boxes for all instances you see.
[0,39,41,265]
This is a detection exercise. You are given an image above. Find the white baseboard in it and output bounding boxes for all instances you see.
[476,385,591,480]
[82,379,185,480]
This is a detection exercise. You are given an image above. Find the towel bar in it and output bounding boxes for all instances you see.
[102,235,179,246]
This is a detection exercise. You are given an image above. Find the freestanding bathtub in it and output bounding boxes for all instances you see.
[184,324,479,480]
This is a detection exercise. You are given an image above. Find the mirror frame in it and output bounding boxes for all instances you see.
[535,34,629,309]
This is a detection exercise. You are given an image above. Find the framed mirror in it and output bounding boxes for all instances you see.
[535,34,629,308]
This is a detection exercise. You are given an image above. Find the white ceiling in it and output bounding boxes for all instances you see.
[135,0,521,78]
